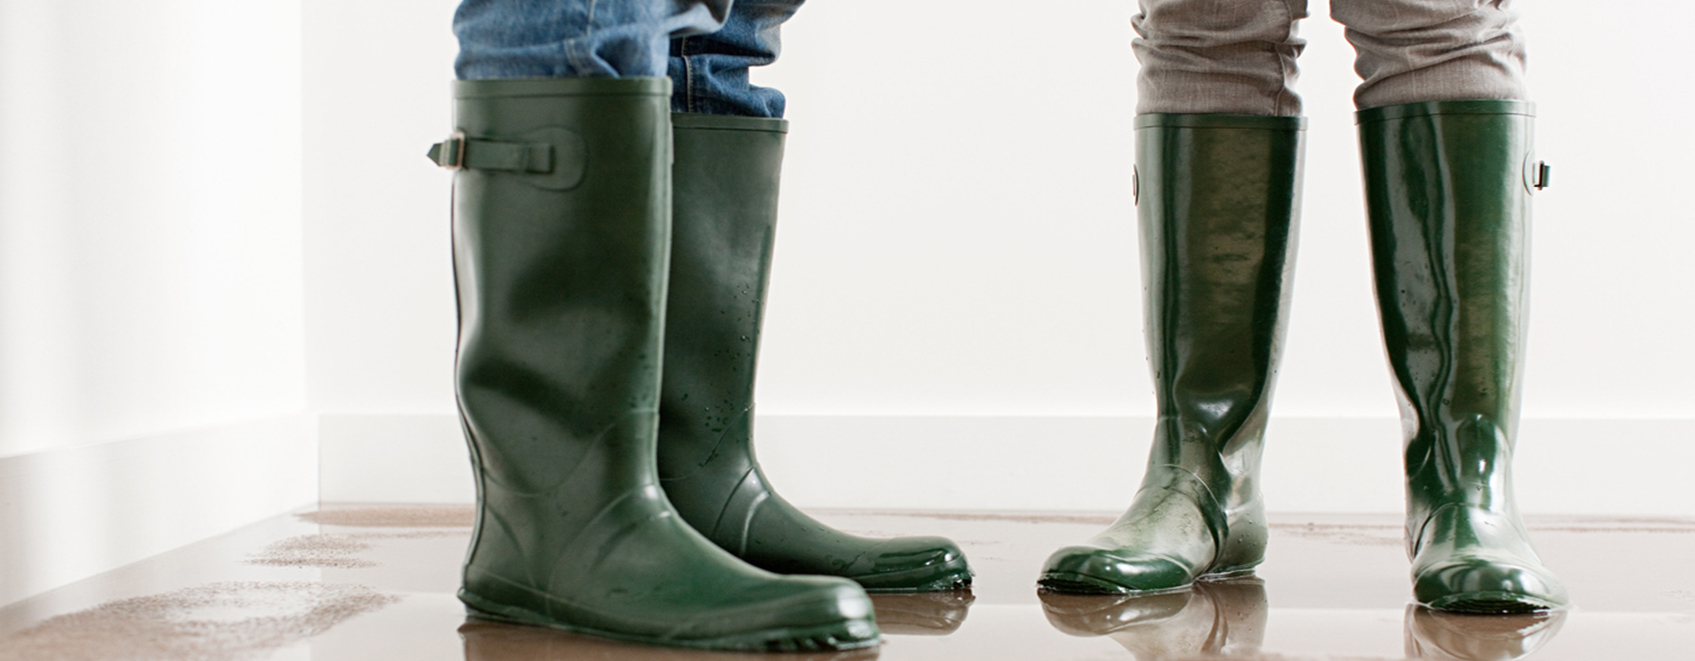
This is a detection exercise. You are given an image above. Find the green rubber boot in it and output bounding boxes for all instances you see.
[657,113,972,593]
[434,78,878,651]
[1358,100,1569,614]
[1040,114,1304,594]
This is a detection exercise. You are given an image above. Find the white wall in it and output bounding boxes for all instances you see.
[755,1,1695,420]
[300,0,1695,516]
[0,0,315,606]
[301,0,461,415]
[0,0,308,457]
[0,0,1685,606]
[303,0,1695,422]
[0,0,1680,612]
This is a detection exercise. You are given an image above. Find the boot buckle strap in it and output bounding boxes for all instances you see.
[428,131,555,174]
[431,131,469,170]
[429,128,586,191]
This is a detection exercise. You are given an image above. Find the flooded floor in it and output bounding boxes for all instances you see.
[1,506,1691,660]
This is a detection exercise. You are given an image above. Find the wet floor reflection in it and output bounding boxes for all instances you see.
[3,509,1683,660]
[1039,579,1571,661]
[869,589,976,636]
[1404,606,1567,660]
[1039,580,1268,659]
[457,619,881,661]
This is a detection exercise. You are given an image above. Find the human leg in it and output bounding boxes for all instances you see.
[1040,113,1304,594]
[667,0,801,117]
[454,0,732,79]
[439,1,883,648]
[433,76,878,651]
[653,0,971,592]
[1356,100,1567,613]
[1330,0,1527,109]
[1336,0,1565,613]
[1040,0,1308,595]
[1132,0,1310,116]
[657,112,973,593]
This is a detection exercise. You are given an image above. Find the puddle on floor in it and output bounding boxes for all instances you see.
[247,534,378,569]
[0,582,399,661]
[4,507,1693,661]
[297,506,474,528]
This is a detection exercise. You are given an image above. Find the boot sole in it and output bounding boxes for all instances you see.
[1424,591,1563,614]
[1037,566,1258,596]
[855,556,975,593]
[459,589,880,652]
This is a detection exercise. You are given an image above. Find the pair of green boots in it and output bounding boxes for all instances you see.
[1040,102,1568,614]
[432,78,969,651]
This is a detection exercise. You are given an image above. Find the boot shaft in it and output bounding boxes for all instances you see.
[654,114,789,529]
[447,77,676,562]
[437,82,885,649]
[1134,114,1304,481]
[1357,100,1537,512]
[658,113,787,460]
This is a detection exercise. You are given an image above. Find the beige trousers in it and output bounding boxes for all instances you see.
[1133,0,1528,115]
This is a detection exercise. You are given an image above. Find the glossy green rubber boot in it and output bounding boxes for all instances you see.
[1040,115,1304,594]
[1358,100,1568,614]
[657,113,972,593]
[435,78,878,651]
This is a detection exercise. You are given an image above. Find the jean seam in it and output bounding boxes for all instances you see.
[561,0,599,76]
[681,39,696,113]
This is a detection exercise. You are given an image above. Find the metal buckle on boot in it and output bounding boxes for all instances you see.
[443,131,468,170]
[429,131,469,170]
[1522,154,1551,194]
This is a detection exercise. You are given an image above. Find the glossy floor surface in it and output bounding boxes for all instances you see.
[2,506,1692,660]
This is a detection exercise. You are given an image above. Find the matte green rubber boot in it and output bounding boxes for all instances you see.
[434,78,878,651]
[1040,115,1304,594]
[1358,100,1569,614]
[657,113,972,593]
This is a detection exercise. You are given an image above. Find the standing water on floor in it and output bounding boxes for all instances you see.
[0,507,1691,660]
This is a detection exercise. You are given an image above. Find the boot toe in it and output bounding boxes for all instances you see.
[695,576,880,651]
[1039,545,1195,594]
[850,536,973,592]
[1414,555,1569,614]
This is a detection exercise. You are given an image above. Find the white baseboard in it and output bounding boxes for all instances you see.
[4,411,1681,611]
[0,414,316,607]
[318,413,475,503]
[314,413,1695,518]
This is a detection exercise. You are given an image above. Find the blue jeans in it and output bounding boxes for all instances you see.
[454,0,801,118]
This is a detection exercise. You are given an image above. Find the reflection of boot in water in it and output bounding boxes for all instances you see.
[869,589,975,636]
[458,620,882,661]
[1040,579,1268,659]
[1404,605,1566,661]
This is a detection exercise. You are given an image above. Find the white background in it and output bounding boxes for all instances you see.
[2,0,1692,607]
[0,0,1690,524]
[303,1,1695,420]
[0,1,306,458]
